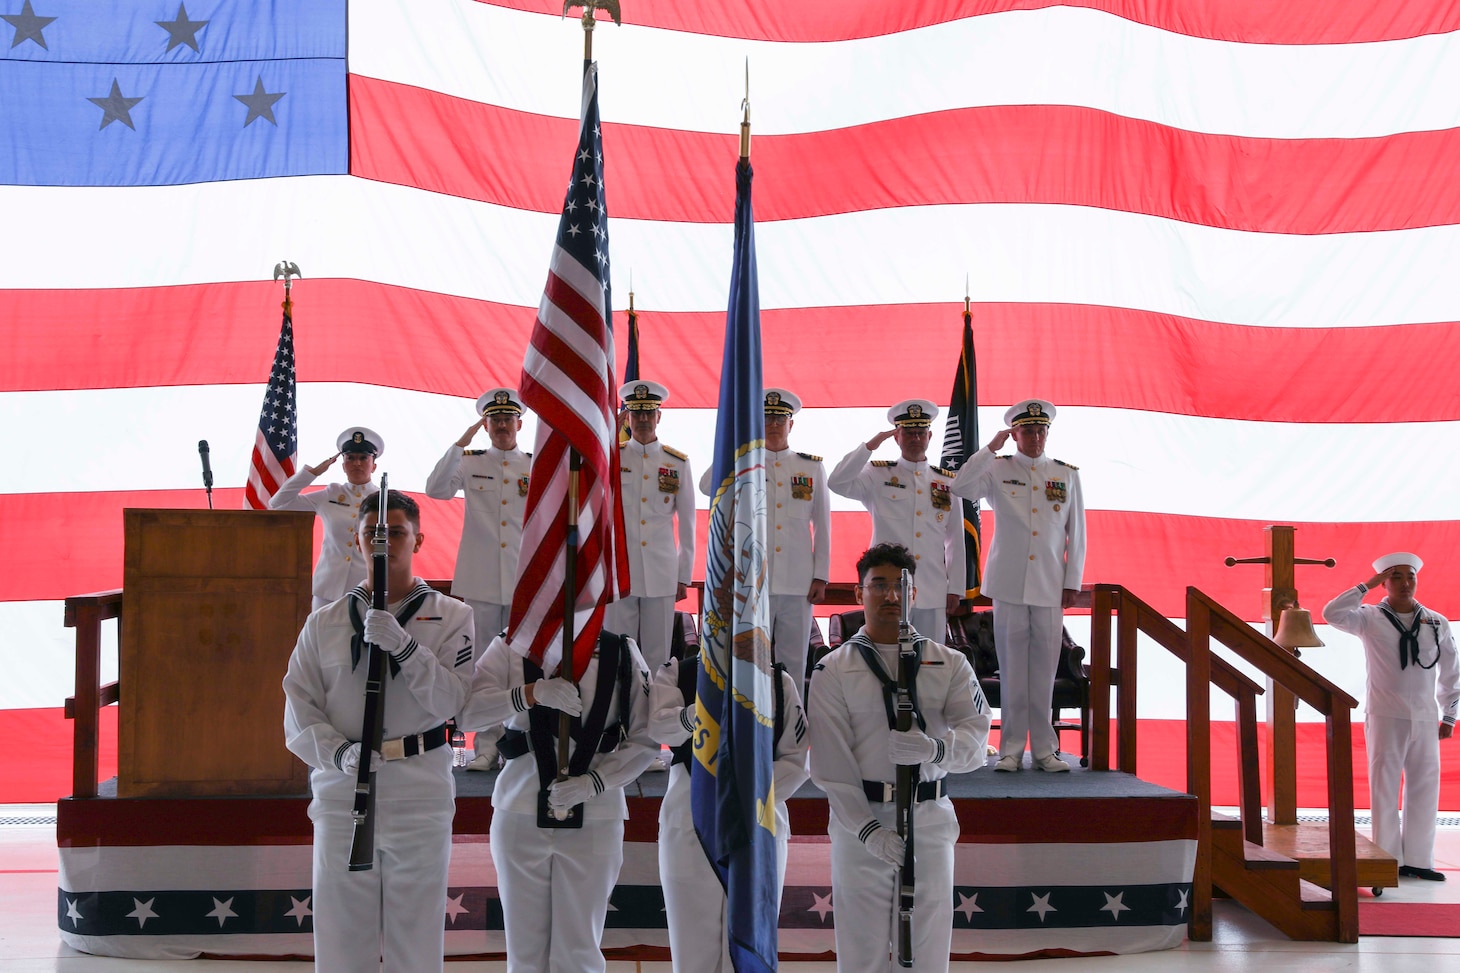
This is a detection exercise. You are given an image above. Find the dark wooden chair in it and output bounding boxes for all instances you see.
[670,610,700,661]
[945,611,1092,766]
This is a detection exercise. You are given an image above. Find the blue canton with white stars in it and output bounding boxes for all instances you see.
[258,312,297,464]
[555,63,611,307]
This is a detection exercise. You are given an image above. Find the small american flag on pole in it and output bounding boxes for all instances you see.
[507,59,627,678]
[243,300,298,509]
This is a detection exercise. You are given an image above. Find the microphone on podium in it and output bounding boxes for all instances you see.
[198,440,214,509]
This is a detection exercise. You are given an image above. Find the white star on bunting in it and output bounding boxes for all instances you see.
[127,897,159,928]
[285,895,313,926]
[206,896,238,927]
[1027,891,1056,922]
[808,891,834,921]
[955,891,983,922]
[1100,891,1130,920]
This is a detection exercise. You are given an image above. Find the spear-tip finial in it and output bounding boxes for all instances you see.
[740,58,751,160]
[628,268,635,312]
[964,273,970,315]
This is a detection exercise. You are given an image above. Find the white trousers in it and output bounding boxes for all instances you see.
[829,803,958,973]
[490,809,625,973]
[991,600,1064,760]
[466,600,510,758]
[606,594,675,668]
[308,797,454,973]
[910,607,947,648]
[659,766,791,973]
[770,593,815,699]
[1367,714,1441,869]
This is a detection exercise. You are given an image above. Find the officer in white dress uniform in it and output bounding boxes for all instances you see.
[808,543,991,973]
[950,399,1085,773]
[271,427,384,610]
[649,654,809,972]
[829,399,964,643]
[423,388,531,768]
[699,388,830,695]
[1323,552,1459,881]
[283,491,475,973]
[607,380,695,668]
[460,631,657,972]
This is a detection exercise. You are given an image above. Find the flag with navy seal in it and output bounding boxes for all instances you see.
[692,155,778,973]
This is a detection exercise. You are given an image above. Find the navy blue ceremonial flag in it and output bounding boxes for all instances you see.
[619,303,640,444]
[692,157,778,973]
[940,307,983,598]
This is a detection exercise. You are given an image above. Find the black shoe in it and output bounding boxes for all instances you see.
[1399,865,1446,881]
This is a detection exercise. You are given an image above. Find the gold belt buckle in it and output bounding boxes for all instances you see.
[381,737,406,761]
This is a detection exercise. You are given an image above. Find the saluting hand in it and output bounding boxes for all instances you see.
[308,452,341,476]
[866,429,896,450]
[1365,572,1388,591]
[456,418,485,448]
[986,428,1013,453]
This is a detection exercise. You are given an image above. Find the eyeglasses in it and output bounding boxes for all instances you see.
[859,580,911,597]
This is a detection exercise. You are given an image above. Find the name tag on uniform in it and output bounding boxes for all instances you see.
[1045,480,1067,503]
[1001,479,1025,487]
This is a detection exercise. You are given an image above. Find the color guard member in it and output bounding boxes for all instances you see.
[808,543,991,973]
[282,491,474,972]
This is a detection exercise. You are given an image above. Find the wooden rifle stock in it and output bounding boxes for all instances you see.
[349,474,390,871]
[894,567,917,967]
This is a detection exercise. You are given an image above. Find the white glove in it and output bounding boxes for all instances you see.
[547,773,600,812]
[531,677,583,717]
[887,728,939,766]
[338,743,382,775]
[861,825,906,867]
[364,609,410,655]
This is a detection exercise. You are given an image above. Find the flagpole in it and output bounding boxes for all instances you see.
[555,0,622,820]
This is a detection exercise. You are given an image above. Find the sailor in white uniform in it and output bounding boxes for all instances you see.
[1323,552,1459,881]
[423,388,531,768]
[270,426,384,610]
[808,543,991,973]
[699,388,830,694]
[829,399,964,643]
[649,653,809,972]
[460,630,657,972]
[282,491,474,973]
[950,399,1085,773]
[608,380,695,668]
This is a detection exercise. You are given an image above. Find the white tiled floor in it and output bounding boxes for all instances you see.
[5,814,1458,972]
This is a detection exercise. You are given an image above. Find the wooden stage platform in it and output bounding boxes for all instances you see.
[56,761,1197,961]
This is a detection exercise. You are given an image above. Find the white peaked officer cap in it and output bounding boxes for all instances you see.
[763,388,802,416]
[337,426,385,458]
[888,398,937,427]
[1372,552,1423,574]
[477,387,524,416]
[1004,398,1057,428]
[620,380,670,411]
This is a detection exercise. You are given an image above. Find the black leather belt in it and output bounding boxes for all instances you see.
[863,779,945,804]
[379,724,449,761]
[498,725,623,760]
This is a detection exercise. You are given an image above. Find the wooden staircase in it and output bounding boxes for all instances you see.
[1210,813,1337,940]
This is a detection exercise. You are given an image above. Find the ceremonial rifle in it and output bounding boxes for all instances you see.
[894,567,917,967]
[349,474,390,870]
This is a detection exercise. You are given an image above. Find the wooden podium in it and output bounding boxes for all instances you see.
[118,509,314,798]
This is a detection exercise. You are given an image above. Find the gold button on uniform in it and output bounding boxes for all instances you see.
[1032,530,1039,536]
[1029,555,1036,560]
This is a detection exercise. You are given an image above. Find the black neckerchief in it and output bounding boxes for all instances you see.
[347,584,433,674]
[847,631,927,732]
[1378,602,1441,670]
[524,632,628,791]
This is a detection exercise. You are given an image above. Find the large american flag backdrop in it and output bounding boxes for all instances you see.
[4,0,1460,804]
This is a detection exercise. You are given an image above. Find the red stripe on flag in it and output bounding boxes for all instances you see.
[476,0,1460,45]
[351,76,1460,234]
[4,282,1456,423]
